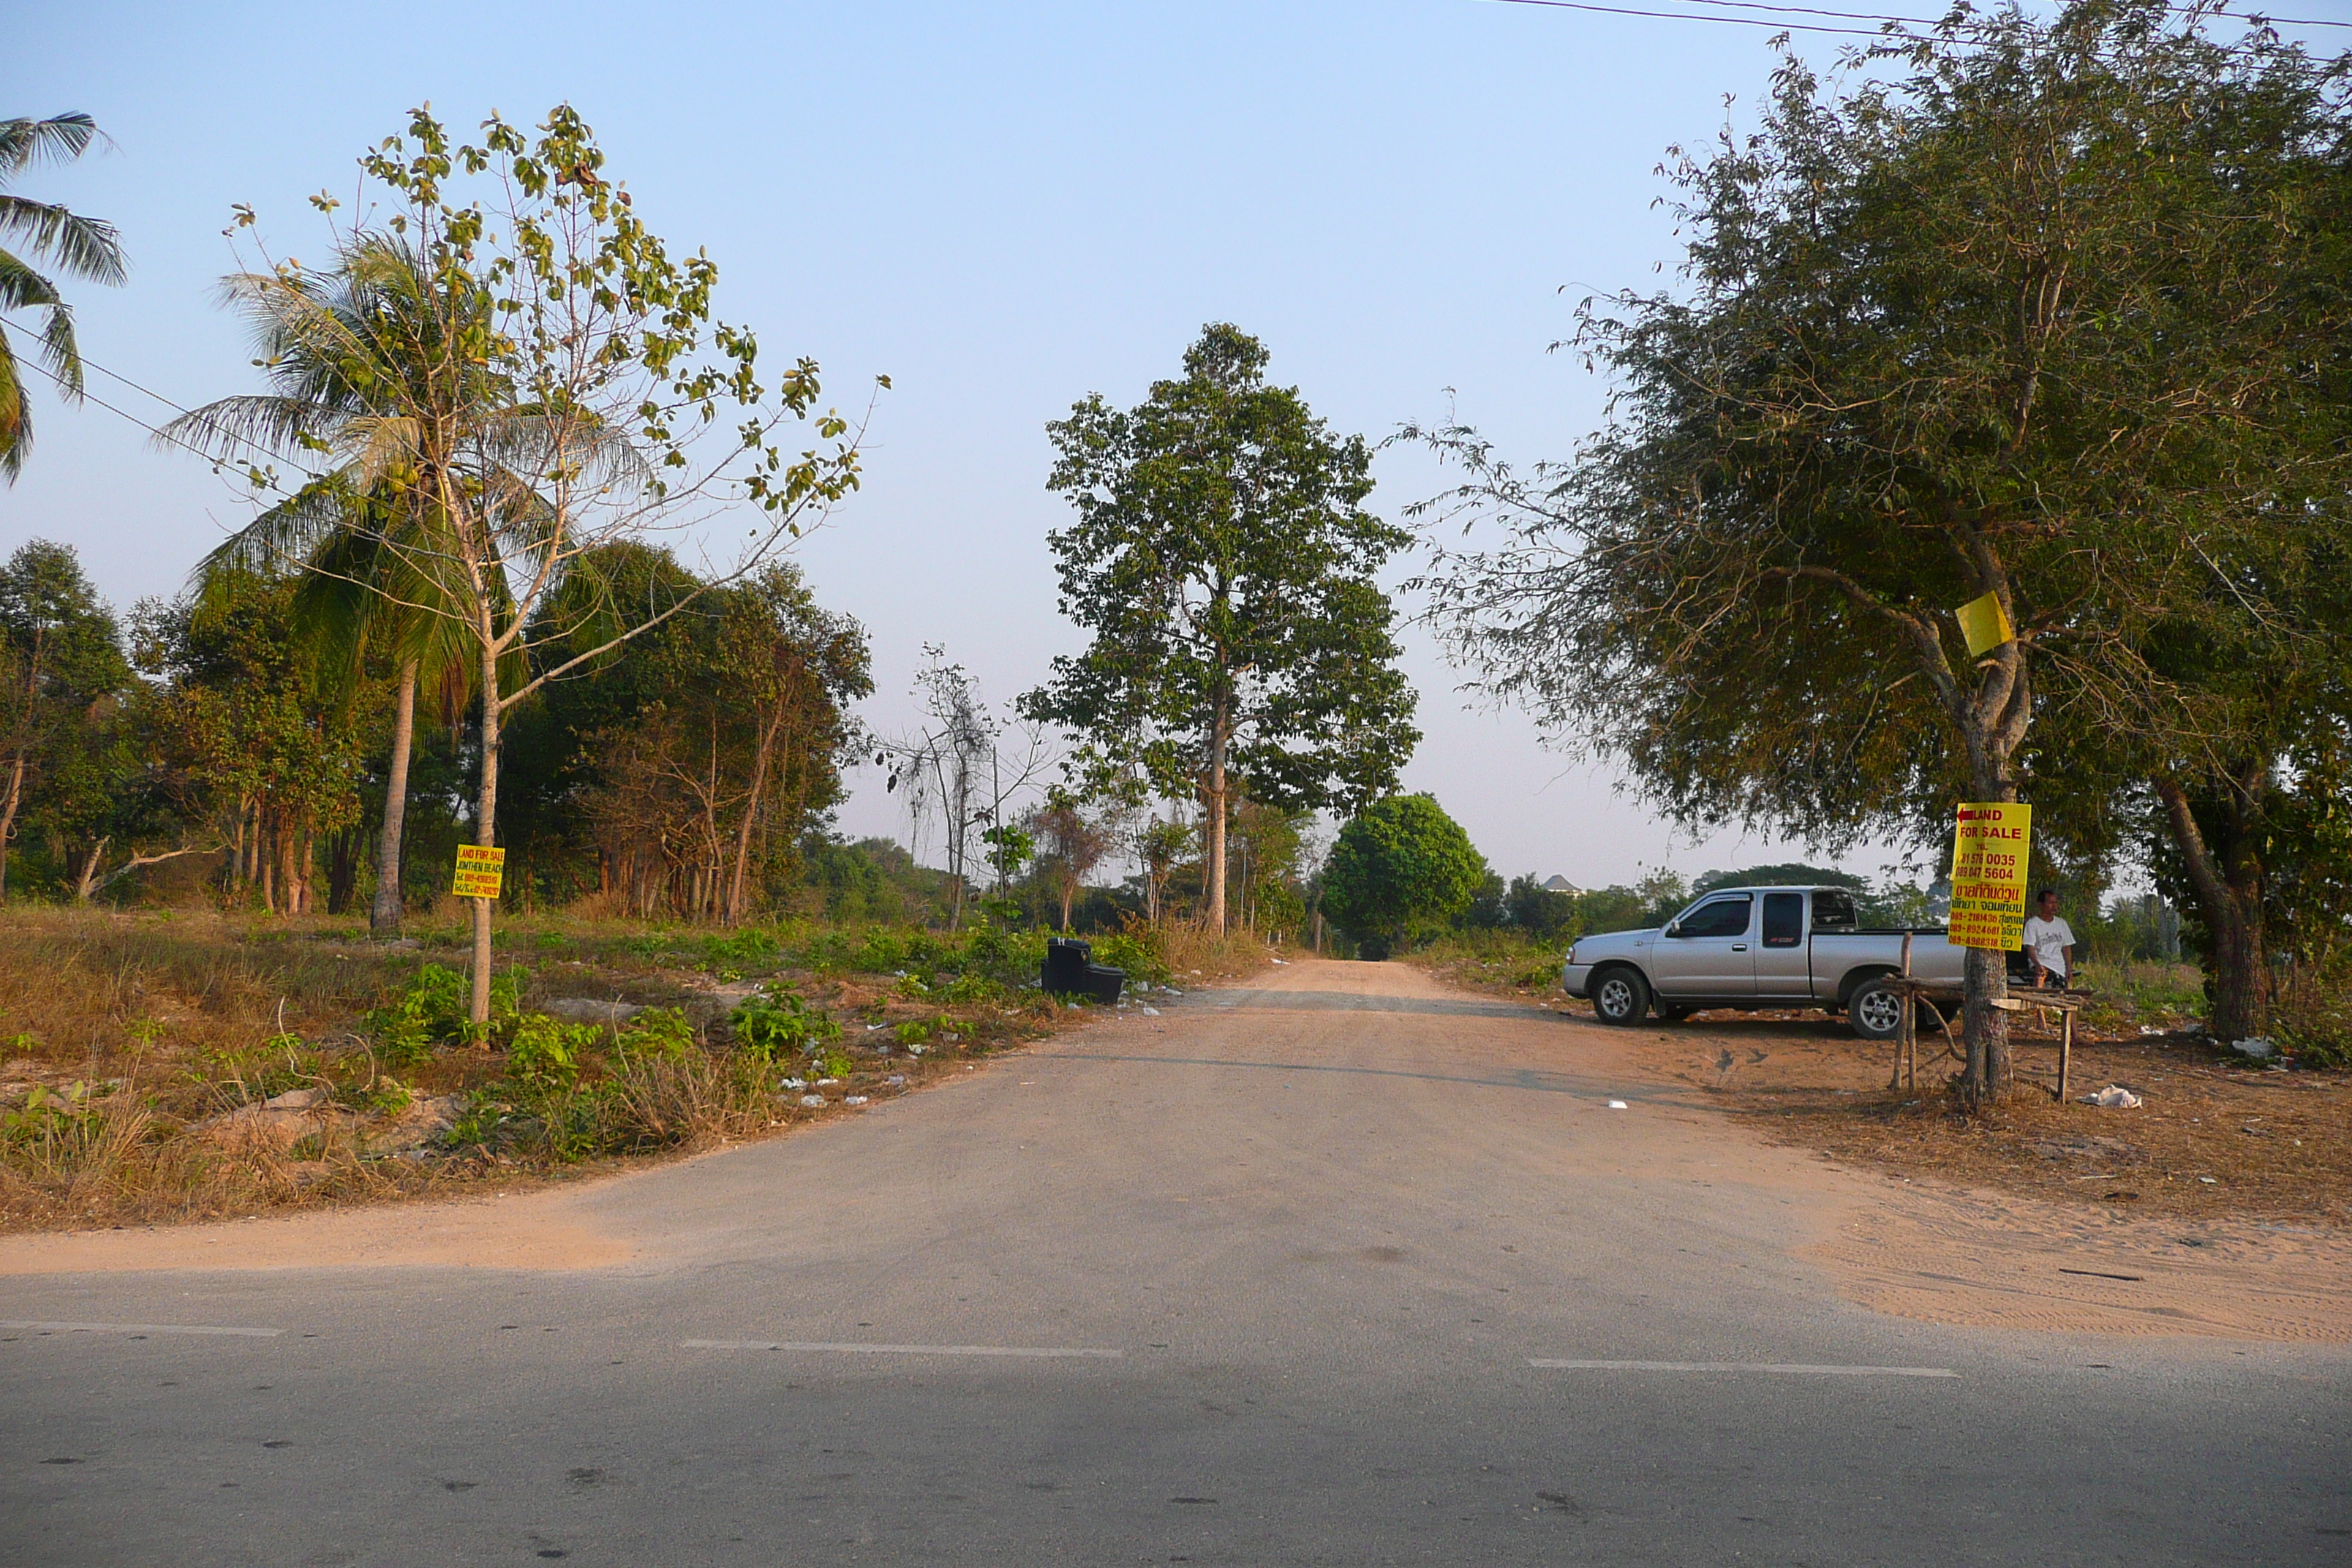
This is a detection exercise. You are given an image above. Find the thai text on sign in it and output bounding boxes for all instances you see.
[451,844,506,900]
[1947,802,2030,951]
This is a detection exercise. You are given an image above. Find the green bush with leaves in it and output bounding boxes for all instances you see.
[506,1014,598,1089]
[851,930,910,973]
[616,1007,695,1062]
[1088,932,1169,985]
[700,929,782,975]
[728,986,843,1063]
[366,962,527,1059]
[957,924,1048,989]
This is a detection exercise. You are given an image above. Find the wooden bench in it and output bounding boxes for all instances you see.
[1883,933,2090,1099]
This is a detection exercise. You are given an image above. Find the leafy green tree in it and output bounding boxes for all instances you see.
[1321,794,1486,960]
[500,546,870,921]
[135,569,369,914]
[181,105,875,1022]
[1414,4,2352,1096]
[0,115,126,480]
[1503,874,1579,941]
[0,542,140,896]
[1024,323,1419,933]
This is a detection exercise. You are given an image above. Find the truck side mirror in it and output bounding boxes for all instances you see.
[1663,921,1681,938]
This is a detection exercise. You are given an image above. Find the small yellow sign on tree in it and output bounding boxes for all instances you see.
[451,845,506,900]
[1955,590,2015,658]
[1948,802,2030,951]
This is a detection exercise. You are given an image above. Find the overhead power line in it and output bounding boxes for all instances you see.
[0,313,322,486]
[1486,0,2352,32]
[1489,0,1897,34]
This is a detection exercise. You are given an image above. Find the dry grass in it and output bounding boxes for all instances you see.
[0,908,1270,1234]
[1620,1018,2352,1226]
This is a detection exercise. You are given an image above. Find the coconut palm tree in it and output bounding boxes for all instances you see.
[170,236,500,935]
[0,113,127,480]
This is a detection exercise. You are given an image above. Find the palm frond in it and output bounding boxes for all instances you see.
[195,482,362,583]
[159,393,326,463]
[339,414,423,491]
[0,324,26,481]
[0,196,125,285]
[0,116,104,179]
[0,247,62,311]
[37,299,78,396]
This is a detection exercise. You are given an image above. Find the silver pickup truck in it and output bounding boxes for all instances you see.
[1560,885,1964,1039]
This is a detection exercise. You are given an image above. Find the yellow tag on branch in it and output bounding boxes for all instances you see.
[451,844,506,900]
[1948,802,2030,951]
[1955,591,2015,658]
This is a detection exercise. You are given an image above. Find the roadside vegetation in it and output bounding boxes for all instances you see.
[0,907,1270,1233]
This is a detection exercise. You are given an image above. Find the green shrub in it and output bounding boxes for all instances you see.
[851,930,911,973]
[364,962,527,1058]
[700,929,782,974]
[892,1020,932,1047]
[960,924,1047,989]
[506,1014,598,1089]
[1088,932,1169,985]
[616,1007,695,1062]
[728,986,842,1063]
[936,972,1004,1004]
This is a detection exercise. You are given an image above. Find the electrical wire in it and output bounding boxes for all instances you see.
[4,349,319,490]
[0,314,323,486]
[1488,0,2352,32]
[1488,0,1898,34]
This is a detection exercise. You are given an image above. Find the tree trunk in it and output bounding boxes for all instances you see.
[726,708,785,927]
[470,633,502,1032]
[2154,774,2266,1041]
[73,837,108,902]
[1204,702,1229,935]
[372,658,419,937]
[0,749,24,900]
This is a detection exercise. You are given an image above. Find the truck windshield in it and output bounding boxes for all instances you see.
[1812,890,1858,930]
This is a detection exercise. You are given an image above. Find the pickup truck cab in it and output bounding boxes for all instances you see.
[1559,885,1963,1039]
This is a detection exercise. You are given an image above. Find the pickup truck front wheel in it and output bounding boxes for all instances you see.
[1847,979,1908,1040]
[1591,966,1651,1026]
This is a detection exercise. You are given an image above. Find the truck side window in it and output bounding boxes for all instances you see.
[1812,890,1858,931]
[1762,892,1804,947]
[1673,895,1752,938]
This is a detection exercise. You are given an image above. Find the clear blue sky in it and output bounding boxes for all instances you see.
[12,1,2333,889]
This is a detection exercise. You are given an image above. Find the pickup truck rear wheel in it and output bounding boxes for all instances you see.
[1591,966,1651,1025]
[1847,979,1907,1040]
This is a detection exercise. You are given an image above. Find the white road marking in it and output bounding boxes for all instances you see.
[1530,1359,1956,1377]
[682,1339,1122,1359]
[1,1320,282,1338]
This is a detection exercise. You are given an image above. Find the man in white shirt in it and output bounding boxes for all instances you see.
[2021,889,2076,989]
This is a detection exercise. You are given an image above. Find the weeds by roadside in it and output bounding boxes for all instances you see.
[0,908,1270,1233]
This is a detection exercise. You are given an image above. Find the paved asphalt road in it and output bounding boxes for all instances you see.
[4,960,2345,1565]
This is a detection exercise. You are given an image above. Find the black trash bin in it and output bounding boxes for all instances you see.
[1042,936,1125,1003]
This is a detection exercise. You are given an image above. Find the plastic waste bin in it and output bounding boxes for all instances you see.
[1042,936,1125,1003]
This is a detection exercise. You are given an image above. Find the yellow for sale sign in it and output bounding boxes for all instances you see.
[1948,802,2030,951]
[451,844,505,900]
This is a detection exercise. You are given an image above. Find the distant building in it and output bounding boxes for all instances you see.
[1541,875,1578,894]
